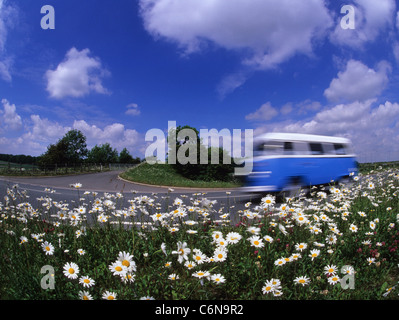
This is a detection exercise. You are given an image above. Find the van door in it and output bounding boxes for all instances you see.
[306,142,326,185]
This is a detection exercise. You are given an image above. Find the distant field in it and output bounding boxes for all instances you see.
[0,161,38,168]
[0,161,109,176]
[120,163,242,189]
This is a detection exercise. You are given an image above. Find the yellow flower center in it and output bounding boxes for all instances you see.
[122,260,130,267]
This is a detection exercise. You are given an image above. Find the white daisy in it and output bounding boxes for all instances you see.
[41,241,54,255]
[63,262,79,279]
[79,276,95,288]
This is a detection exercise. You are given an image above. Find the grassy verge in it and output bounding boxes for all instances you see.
[359,161,399,175]
[120,163,242,189]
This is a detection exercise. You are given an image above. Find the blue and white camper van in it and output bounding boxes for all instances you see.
[243,133,358,196]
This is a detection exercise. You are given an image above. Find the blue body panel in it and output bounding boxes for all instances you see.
[245,156,358,192]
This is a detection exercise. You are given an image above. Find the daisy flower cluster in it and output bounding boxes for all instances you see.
[1,167,399,300]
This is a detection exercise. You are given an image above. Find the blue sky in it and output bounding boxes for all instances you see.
[1,0,399,162]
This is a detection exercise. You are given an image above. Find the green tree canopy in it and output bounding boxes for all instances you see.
[119,148,133,164]
[38,129,88,166]
[87,143,118,164]
[168,125,235,182]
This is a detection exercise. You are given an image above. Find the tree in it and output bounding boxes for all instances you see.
[61,129,88,164]
[168,125,235,182]
[119,148,141,164]
[87,143,118,164]
[38,129,88,167]
[119,148,134,164]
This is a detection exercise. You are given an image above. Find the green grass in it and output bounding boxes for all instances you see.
[120,163,242,189]
[358,161,399,175]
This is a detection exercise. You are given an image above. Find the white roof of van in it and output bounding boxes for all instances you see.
[254,132,351,144]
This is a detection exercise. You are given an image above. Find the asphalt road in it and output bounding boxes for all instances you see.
[0,171,257,217]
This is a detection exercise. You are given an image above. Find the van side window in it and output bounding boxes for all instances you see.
[323,143,335,155]
[284,142,294,154]
[257,141,284,155]
[309,143,324,155]
[333,143,346,155]
[293,141,310,155]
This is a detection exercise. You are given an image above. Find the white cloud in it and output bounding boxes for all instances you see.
[1,98,22,130]
[140,0,333,71]
[45,47,110,99]
[24,114,70,143]
[73,120,140,151]
[324,60,390,102]
[245,102,278,121]
[125,103,140,116]
[0,114,71,156]
[330,0,396,48]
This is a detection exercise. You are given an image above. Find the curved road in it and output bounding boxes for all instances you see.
[0,171,256,215]
[0,170,243,194]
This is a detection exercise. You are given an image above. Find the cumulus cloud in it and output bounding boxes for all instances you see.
[245,102,278,121]
[24,114,70,143]
[246,100,322,122]
[73,120,140,151]
[45,47,110,99]
[330,0,396,47]
[1,98,22,130]
[140,0,333,86]
[324,60,390,103]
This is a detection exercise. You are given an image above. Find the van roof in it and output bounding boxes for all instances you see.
[255,132,351,144]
